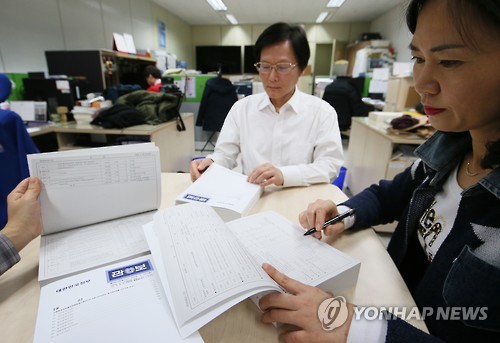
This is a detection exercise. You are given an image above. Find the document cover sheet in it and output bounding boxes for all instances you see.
[33,254,203,343]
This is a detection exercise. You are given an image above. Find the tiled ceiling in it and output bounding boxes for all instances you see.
[152,0,406,25]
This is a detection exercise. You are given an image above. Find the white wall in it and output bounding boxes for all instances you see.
[0,0,413,74]
[369,2,413,63]
[191,22,371,74]
[0,0,192,73]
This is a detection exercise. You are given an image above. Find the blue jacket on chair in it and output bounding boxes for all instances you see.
[0,110,39,229]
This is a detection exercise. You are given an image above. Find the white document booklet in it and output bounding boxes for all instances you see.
[175,163,263,222]
[27,143,162,285]
[33,254,204,343]
[144,203,361,338]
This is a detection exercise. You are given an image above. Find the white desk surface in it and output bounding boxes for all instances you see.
[0,173,427,342]
[352,117,427,145]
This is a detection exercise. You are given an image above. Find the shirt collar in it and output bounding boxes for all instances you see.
[286,87,302,114]
[416,131,500,198]
[257,87,301,114]
[415,131,471,172]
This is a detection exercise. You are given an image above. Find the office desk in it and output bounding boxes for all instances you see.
[346,117,427,233]
[28,113,195,173]
[347,117,426,195]
[362,98,385,111]
[0,173,427,342]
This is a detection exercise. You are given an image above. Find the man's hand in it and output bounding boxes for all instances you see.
[247,163,284,187]
[189,158,214,182]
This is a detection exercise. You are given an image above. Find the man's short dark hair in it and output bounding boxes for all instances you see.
[254,22,310,71]
[144,65,161,79]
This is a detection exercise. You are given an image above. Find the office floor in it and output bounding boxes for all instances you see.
[194,137,393,249]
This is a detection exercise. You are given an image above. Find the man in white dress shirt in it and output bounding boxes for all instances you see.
[190,22,344,188]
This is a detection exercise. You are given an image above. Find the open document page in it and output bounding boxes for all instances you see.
[145,204,281,338]
[27,143,162,284]
[28,143,161,235]
[228,211,361,301]
[38,211,154,286]
[175,163,263,222]
[145,203,360,338]
[34,254,204,343]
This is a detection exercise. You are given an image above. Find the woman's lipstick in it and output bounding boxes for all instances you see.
[423,106,445,116]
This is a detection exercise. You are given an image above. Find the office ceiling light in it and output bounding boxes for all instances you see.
[225,14,238,25]
[316,11,329,23]
[206,0,227,11]
[327,0,346,8]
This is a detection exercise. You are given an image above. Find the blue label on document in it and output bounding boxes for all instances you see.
[106,259,153,282]
[183,193,209,203]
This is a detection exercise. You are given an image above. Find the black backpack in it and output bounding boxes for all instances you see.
[160,80,185,131]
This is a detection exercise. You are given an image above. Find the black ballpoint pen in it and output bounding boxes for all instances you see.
[303,208,356,236]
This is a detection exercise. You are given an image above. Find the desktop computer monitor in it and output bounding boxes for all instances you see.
[243,45,258,74]
[22,78,79,112]
[196,46,241,74]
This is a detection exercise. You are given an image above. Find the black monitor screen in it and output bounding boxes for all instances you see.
[196,46,241,74]
[22,78,78,111]
[244,45,258,74]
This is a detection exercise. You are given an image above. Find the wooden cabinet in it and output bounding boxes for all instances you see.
[346,117,425,194]
[383,77,420,112]
[345,117,426,232]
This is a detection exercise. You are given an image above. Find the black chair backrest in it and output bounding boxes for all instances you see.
[323,77,371,131]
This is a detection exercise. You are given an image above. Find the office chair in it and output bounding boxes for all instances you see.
[332,166,347,190]
[322,76,372,133]
[0,73,39,229]
[196,74,238,152]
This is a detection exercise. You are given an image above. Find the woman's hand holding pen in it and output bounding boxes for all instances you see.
[299,200,346,239]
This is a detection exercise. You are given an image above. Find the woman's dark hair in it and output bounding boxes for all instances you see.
[254,22,310,71]
[406,0,500,169]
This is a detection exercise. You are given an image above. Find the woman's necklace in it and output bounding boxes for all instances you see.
[465,160,488,177]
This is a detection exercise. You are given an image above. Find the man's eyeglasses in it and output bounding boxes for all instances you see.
[254,62,297,74]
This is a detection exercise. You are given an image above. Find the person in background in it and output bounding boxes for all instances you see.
[190,22,344,188]
[259,0,500,342]
[0,177,42,276]
[144,65,162,92]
